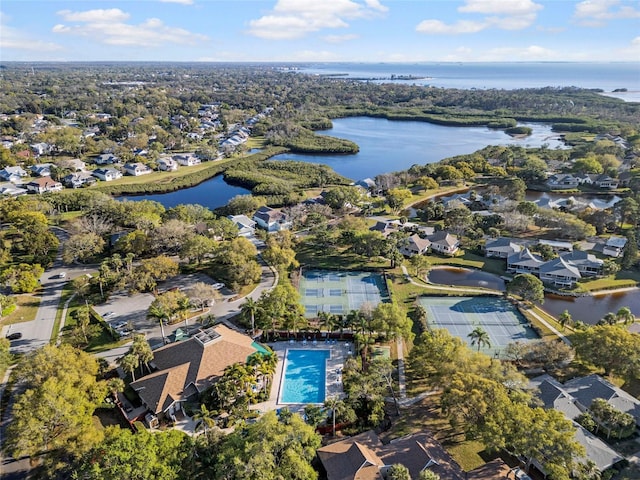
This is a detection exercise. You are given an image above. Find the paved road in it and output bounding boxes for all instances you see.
[0,229,96,355]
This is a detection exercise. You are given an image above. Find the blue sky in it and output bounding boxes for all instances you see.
[1,0,639,62]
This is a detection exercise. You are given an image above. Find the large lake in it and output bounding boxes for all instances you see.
[121,117,563,209]
[274,118,564,181]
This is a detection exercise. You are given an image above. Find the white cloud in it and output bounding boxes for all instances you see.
[1,11,63,52]
[459,0,542,16]
[247,0,387,39]
[633,36,640,45]
[416,19,487,34]
[159,0,194,4]
[323,33,359,43]
[53,9,207,47]
[417,0,542,35]
[574,0,640,26]
[57,8,130,23]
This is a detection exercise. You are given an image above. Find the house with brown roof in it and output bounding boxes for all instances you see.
[399,234,431,257]
[317,430,511,480]
[130,325,259,421]
[25,176,63,194]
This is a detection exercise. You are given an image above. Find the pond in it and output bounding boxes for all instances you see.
[115,174,251,211]
[538,291,640,325]
[426,266,640,325]
[274,117,567,180]
[427,267,506,291]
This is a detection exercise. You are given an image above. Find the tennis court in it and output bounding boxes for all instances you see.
[418,296,539,357]
[300,270,390,318]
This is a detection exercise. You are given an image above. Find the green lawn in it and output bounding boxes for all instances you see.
[577,270,640,292]
[296,244,390,270]
[425,251,506,276]
[2,294,40,325]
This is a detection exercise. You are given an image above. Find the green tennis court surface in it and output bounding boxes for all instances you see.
[418,296,539,357]
[300,270,390,318]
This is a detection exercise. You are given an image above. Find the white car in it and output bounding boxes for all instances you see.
[513,468,532,480]
[111,321,127,330]
[213,282,225,290]
[58,272,67,279]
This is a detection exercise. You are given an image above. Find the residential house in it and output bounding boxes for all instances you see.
[538,257,582,287]
[94,153,119,165]
[26,176,63,194]
[253,206,292,232]
[355,178,380,195]
[130,325,260,421]
[158,157,178,172]
[546,173,580,190]
[506,248,544,275]
[560,251,603,276]
[30,142,52,156]
[563,374,640,428]
[484,237,522,258]
[228,214,256,237]
[123,162,153,176]
[618,171,634,187]
[92,168,123,182]
[173,154,201,166]
[428,231,460,256]
[0,166,28,183]
[529,375,625,473]
[590,174,619,189]
[30,163,53,177]
[439,192,473,209]
[317,430,510,480]
[399,234,431,257]
[603,236,627,258]
[66,158,86,171]
[0,184,27,196]
[63,172,96,189]
[538,239,573,252]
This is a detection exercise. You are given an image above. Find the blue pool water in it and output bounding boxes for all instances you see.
[280,349,330,404]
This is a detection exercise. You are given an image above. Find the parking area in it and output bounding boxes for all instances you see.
[93,272,230,345]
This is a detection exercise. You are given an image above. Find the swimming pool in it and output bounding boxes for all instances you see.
[279,349,330,404]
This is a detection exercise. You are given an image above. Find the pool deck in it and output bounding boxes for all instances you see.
[251,340,351,414]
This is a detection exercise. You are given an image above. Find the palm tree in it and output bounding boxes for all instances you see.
[241,297,260,337]
[119,353,139,382]
[318,311,336,338]
[193,404,217,435]
[131,334,153,375]
[324,396,341,437]
[468,327,491,352]
[106,377,125,402]
[148,302,169,343]
[558,310,572,330]
[615,306,634,325]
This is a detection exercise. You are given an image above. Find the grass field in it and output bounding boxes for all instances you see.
[1,294,40,325]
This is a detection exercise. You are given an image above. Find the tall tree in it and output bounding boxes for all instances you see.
[507,273,544,304]
[6,344,107,463]
[467,326,491,352]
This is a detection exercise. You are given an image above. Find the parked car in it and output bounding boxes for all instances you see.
[111,321,127,330]
[513,468,532,480]
[213,282,225,290]
[103,311,114,318]
[6,332,22,341]
[58,272,67,278]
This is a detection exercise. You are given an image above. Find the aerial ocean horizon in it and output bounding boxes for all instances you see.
[299,62,640,101]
